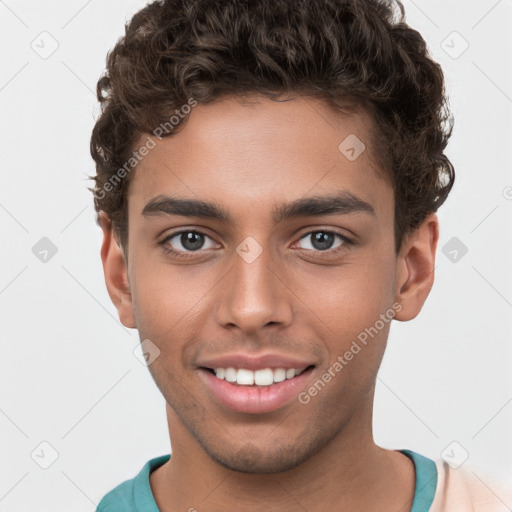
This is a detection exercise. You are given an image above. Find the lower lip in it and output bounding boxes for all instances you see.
[198,367,315,414]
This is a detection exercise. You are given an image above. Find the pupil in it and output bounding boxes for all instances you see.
[182,232,204,251]
[312,232,334,251]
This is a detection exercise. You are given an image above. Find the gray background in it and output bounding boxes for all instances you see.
[1,0,511,510]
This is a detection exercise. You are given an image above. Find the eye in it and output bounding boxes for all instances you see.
[159,228,354,261]
[161,229,217,255]
[296,230,352,253]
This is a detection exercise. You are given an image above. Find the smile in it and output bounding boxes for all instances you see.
[209,366,310,387]
[199,365,316,414]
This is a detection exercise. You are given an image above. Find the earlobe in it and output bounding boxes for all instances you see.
[394,214,439,322]
[98,213,136,329]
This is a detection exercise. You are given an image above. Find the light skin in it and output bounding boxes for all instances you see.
[99,95,439,511]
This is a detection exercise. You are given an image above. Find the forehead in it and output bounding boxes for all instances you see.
[128,95,392,224]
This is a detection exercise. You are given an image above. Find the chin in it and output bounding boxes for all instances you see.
[201,439,315,474]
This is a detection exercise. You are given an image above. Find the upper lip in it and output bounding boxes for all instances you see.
[197,352,316,371]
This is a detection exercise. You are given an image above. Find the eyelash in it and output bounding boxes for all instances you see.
[159,228,355,260]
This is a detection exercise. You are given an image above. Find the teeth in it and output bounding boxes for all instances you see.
[225,367,237,383]
[213,366,307,386]
[254,368,273,386]
[236,368,254,385]
[273,368,286,382]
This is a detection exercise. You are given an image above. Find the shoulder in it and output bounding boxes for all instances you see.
[96,479,134,512]
[430,459,512,512]
[96,454,171,512]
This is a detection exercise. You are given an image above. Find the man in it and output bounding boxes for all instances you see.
[90,0,509,510]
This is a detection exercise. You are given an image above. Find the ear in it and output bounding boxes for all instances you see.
[393,213,439,322]
[98,212,136,328]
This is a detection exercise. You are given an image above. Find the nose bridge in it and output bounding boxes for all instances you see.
[215,236,291,331]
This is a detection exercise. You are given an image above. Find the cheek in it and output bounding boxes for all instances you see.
[312,256,396,325]
[129,262,215,360]
[310,277,395,407]
[306,258,397,381]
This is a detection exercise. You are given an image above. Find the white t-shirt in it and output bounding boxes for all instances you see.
[430,459,512,511]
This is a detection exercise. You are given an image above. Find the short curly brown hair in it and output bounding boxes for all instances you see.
[89,0,454,254]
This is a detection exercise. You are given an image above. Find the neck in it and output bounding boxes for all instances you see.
[150,399,416,512]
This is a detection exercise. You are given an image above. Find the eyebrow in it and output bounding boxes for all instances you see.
[141,192,376,223]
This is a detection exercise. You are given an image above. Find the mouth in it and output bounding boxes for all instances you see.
[202,365,315,386]
[198,365,316,414]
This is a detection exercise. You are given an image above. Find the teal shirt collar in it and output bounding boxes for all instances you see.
[97,449,437,511]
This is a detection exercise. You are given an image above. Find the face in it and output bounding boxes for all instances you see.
[102,95,435,474]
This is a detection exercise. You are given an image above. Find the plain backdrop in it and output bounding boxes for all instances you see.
[1,1,511,510]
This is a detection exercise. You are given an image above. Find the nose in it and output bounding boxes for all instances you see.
[214,242,293,334]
